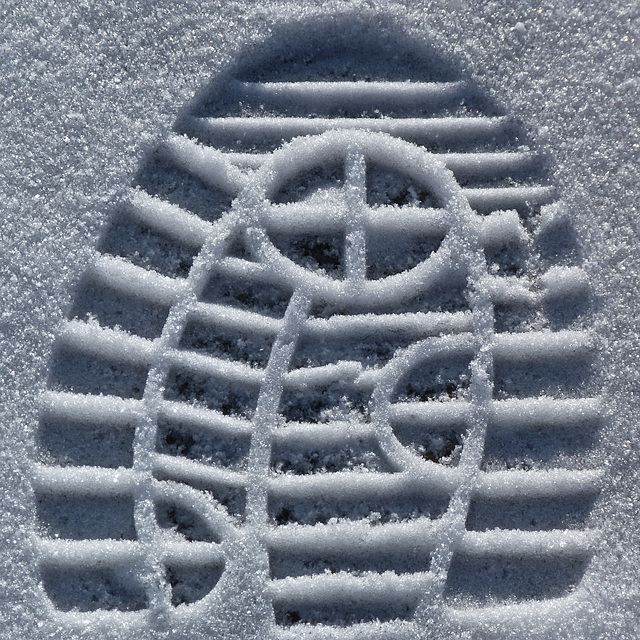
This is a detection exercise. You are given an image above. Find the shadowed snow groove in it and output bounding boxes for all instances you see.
[34,18,600,638]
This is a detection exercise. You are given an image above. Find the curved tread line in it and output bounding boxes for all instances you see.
[242,285,313,633]
[416,185,497,616]
[244,289,312,518]
[130,198,246,616]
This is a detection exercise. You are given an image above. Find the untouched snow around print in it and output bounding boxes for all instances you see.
[1,2,639,640]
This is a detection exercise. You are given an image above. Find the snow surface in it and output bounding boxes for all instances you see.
[1,1,639,639]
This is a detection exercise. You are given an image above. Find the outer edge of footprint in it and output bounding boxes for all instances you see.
[35,18,600,635]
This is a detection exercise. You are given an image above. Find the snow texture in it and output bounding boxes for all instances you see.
[0,2,638,640]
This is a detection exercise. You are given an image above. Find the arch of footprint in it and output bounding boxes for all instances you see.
[34,22,601,637]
